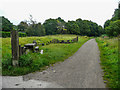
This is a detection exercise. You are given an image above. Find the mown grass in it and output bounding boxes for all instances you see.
[96,37,119,88]
[1,35,90,76]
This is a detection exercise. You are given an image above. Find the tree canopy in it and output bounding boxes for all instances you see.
[2,16,13,31]
[104,2,120,37]
[105,20,120,37]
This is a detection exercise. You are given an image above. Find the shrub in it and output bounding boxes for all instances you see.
[0,31,10,38]
[2,58,12,69]
[19,32,27,37]
[19,54,33,67]
[0,31,27,38]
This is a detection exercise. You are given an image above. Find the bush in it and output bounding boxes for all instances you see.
[2,58,12,69]
[101,34,108,38]
[19,32,27,37]
[0,31,27,38]
[0,31,10,38]
[19,54,33,67]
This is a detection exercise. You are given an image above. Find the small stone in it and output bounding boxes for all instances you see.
[42,43,44,46]
[15,84,19,86]
[33,40,37,45]
[38,84,42,86]
[40,50,43,54]
[53,70,56,73]
[42,71,47,74]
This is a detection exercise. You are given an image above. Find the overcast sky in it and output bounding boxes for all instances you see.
[0,0,119,26]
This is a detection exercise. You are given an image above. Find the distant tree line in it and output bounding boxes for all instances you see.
[104,2,120,37]
[1,16,104,37]
[1,3,119,37]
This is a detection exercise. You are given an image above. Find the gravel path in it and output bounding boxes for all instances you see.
[23,39,106,88]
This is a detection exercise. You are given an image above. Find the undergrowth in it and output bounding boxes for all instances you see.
[96,37,119,88]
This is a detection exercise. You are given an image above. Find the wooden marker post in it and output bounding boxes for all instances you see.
[11,30,19,66]
[77,36,78,42]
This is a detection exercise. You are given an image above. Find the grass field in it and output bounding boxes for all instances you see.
[1,35,90,76]
[96,37,119,88]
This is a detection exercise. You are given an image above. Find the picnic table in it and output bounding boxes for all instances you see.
[24,43,36,52]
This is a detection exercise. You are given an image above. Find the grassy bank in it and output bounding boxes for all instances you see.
[96,37,119,88]
[1,35,90,76]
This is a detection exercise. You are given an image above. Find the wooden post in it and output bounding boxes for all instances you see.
[77,36,78,42]
[11,30,19,66]
[19,45,22,57]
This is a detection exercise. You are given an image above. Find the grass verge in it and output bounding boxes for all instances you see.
[96,37,119,88]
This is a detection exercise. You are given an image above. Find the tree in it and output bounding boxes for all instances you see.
[18,21,28,32]
[75,19,103,36]
[65,21,79,35]
[2,16,13,31]
[104,3,120,28]
[26,23,45,36]
[104,3,120,37]
[56,17,66,34]
[104,20,111,29]
[105,20,120,37]
[26,15,46,36]
[43,18,58,35]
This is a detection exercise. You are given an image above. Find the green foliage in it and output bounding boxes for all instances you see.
[96,37,119,88]
[19,32,27,37]
[118,3,120,19]
[104,4,120,37]
[56,17,66,34]
[1,16,13,31]
[104,20,111,29]
[2,16,104,37]
[18,21,28,32]
[43,18,58,35]
[0,31,10,38]
[2,58,12,69]
[66,21,79,35]
[19,54,33,67]
[66,19,103,36]
[0,31,27,38]
[1,35,90,76]
[101,34,108,38]
[105,20,120,37]
[43,17,103,36]
[26,23,45,36]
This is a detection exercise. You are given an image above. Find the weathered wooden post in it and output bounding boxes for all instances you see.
[77,36,78,42]
[11,30,19,66]
[19,45,22,57]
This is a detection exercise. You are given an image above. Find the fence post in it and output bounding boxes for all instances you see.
[19,45,22,57]
[11,30,19,66]
[77,36,78,42]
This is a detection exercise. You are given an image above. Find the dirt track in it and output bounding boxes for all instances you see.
[23,39,106,88]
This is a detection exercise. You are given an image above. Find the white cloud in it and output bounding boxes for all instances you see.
[0,0,119,26]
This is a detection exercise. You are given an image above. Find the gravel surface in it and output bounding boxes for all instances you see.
[23,39,106,88]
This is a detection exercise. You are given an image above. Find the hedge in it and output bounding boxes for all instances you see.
[0,31,27,38]
[19,32,27,37]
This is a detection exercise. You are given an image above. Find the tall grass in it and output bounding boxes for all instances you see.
[96,37,119,88]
